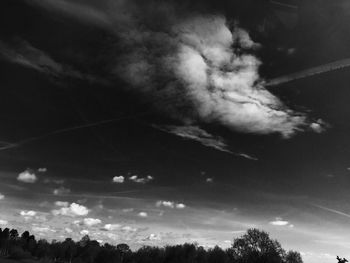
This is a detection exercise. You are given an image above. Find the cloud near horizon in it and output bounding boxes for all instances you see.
[52,203,89,217]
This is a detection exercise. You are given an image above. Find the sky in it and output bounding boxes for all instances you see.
[0,0,350,262]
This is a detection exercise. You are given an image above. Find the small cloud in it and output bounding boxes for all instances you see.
[17,170,37,183]
[20,210,37,217]
[52,202,89,217]
[80,230,89,235]
[53,186,71,195]
[129,175,154,184]
[112,176,125,183]
[206,177,213,183]
[156,201,174,208]
[0,219,8,225]
[122,208,134,213]
[269,217,289,226]
[144,233,161,241]
[54,201,69,207]
[73,220,81,225]
[138,212,148,218]
[176,203,186,209]
[38,168,47,172]
[32,226,56,233]
[83,218,102,226]
[103,224,121,231]
[310,120,327,134]
[121,226,137,232]
[0,193,5,200]
[65,228,73,233]
[156,201,186,209]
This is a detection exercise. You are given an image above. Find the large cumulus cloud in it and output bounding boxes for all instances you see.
[24,0,325,138]
[115,8,323,138]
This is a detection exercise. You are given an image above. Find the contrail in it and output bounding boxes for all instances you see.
[0,113,147,151]
[309,203,350,219]
[266,58,350,87]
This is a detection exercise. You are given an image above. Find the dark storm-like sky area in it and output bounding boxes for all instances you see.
[0,0,350,262]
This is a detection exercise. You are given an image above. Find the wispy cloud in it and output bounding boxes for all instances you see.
[154,125,257,160]
[0,39,106,83]
[83,218,102,227]
[310,203,350,219]
[53,186,71,196]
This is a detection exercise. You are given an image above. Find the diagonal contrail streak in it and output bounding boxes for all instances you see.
[266,58,350,87]
[309,203,350,219]
[0,113,148,151]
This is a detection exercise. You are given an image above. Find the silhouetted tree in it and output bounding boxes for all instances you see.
[231,228,285,263]
[285,250,303,263]
[0,225,304,263]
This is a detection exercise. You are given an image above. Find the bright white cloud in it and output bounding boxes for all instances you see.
[80,229,89,235]
[0,193,4,200]
[156,201,186,209]
[65,227,73,233]
[20,210,37,217]
[156,201,174,208]
[52,202,89,217]
[138,212,148,218]
[112,176,125,183]
[0,219,8,225]
[17,170,37,183]
[269,217,289,226]
[117,13,325,138]
[83,218,102,226]
[144,233,161,241]
[104,224,121,231]
[176,203,186,209]
[32,226,56,233]
[129,175,153,184]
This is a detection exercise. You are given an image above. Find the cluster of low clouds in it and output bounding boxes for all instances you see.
[52,202,89,217]
[112,175,154,184]
[156,200,186,209]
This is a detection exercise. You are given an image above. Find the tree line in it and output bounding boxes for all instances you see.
[0,227,304,263]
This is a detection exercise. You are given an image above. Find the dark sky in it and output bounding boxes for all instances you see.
[1,1,350,262]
